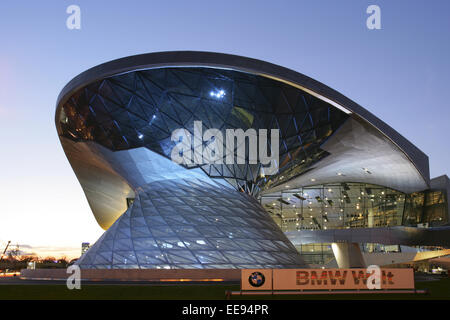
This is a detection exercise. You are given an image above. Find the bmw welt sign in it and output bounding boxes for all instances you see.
[242,268,414,291]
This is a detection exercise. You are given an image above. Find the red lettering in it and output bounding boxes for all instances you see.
[296,271,309,285]
[328,270,347,285]
[351,270,371,285]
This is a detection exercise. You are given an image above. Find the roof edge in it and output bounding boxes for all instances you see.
[55,51,430,186]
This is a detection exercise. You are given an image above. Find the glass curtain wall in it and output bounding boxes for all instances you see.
[260,182,406,232]
[260,182,448,265]
[260,183,448,232]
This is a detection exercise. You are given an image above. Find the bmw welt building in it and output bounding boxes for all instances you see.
[55,51,449,270]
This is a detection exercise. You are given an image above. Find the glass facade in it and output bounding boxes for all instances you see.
[403,190,448,227]
[260,182,448,232]
[295,243,334,266]
[57,56,448,270]
[76,178,305,269]
[260,183,448,265]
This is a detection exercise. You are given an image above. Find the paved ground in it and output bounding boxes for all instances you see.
[0,280,448,300]
[414,272,448,282]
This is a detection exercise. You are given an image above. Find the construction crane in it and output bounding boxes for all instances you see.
[0,241,11,262]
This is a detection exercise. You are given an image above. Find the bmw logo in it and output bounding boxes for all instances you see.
[248,271,265,287]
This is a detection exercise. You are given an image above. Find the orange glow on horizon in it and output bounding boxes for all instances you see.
[159,278,225,282]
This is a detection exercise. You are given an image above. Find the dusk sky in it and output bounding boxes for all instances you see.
[0,1,449,258]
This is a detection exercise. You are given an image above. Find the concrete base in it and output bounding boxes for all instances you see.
[20,268,241,282]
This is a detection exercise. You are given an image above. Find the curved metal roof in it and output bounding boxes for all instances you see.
[55,51,430,191]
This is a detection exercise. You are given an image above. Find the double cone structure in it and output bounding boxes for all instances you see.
[56,51,448,269]
[77,178,304,268]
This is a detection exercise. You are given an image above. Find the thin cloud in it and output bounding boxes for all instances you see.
[0,241,80,259]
